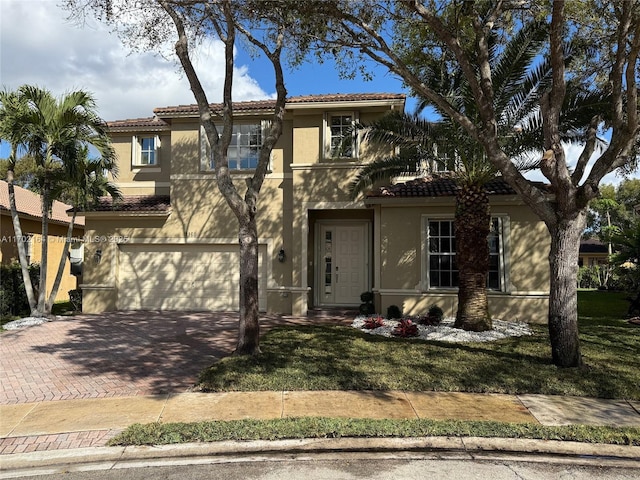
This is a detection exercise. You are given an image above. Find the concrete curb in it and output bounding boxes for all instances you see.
[1,437,639,477]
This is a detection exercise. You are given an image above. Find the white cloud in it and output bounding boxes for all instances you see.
[0,0,271,121]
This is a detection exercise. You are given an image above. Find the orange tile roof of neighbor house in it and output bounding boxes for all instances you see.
[0,181,84,226]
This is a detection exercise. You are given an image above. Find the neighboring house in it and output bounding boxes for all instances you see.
[0,180,84,302]
[78,93,550,322]
[579,238,609,267]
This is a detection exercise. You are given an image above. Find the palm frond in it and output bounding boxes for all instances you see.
[348,153,431,200]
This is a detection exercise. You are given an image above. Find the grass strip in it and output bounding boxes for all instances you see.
[108,417,640,447]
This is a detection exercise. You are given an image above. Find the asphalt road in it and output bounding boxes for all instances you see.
[15,458,640,480]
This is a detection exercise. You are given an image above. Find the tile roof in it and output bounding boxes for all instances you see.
[86,195,171,213]
[151,93,406,117]
[0,180,84,226]
[366,174,518,198]
[106,117,170,131]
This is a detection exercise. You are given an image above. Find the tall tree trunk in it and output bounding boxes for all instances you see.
[46,210,77,313]
[548,213,585,368]
[6,167,37,313]
[234,217,260,355]
[454,184,492,331]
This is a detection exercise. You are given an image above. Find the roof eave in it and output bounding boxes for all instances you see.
[287,98,406,110]
[74,210,171,219]
[364,193,530,206]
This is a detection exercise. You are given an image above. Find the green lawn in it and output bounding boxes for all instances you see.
[197,290,640,399]
[577,290,631,319]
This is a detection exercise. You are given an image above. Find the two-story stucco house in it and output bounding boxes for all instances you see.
[78,93,550,323]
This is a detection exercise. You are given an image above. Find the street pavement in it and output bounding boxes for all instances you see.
[0,312,639,477]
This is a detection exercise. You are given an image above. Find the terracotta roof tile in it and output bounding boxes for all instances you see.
[0,180,84,226]
[88,195,171,212]
[152,93,406,117]
[107,117,170,131]
[366,175,518,198]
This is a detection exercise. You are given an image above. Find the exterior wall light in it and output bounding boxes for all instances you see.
[277,248,286,263]
[94,249,102,264]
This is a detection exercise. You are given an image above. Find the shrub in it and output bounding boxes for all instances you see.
[427,305,444,324]
[387,304,402,319]
[359,291,375,315]
[360,291,374,303]
[363,315,384,329]
[0,262,39,319]
[69,289,82,312]
[392,318,419,337]
[416,305,445,326]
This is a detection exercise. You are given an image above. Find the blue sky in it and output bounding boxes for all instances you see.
[0,0,635,186]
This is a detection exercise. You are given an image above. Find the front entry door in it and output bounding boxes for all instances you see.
[318,223,368,306]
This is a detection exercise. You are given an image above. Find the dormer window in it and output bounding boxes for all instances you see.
[132,135,160,166]
[325,112,359,159]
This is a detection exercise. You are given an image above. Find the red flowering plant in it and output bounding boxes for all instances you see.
[363,315,385,329]
[392,318,419,337]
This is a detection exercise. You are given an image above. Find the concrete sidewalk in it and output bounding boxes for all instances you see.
[1,390,639,455]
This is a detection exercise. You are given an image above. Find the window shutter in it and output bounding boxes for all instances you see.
[131,135,138,165]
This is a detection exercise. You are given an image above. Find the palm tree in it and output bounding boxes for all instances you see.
[46,146,120,313]
[0,85,117,317]
[611,221,640,294]
[350,21,553,332]
[0,89,38,310]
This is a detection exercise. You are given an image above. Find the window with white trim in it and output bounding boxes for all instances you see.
[325,112,358,159]
[131,135,159,166]
[200,123,263,171]
[425,217,506,290]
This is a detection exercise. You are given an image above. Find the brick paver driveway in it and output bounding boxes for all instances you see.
[1,311,351,405]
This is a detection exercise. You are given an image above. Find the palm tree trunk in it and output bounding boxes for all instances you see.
[36,179,50,317]
[46,210,77,313]
[454,185,492,331]
[6,166,37,313]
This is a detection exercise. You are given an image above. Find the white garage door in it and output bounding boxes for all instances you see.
[118,244,266,311]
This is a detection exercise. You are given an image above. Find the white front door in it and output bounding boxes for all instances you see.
[318,223,368,306]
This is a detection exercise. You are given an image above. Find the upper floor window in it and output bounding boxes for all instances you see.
[424,217,507,291]
[201,123,263,171]
[132,135,159,166]
[325,112,359,159]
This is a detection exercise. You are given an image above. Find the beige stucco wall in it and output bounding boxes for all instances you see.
[372,199,551,323]
[109,130,172,196]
